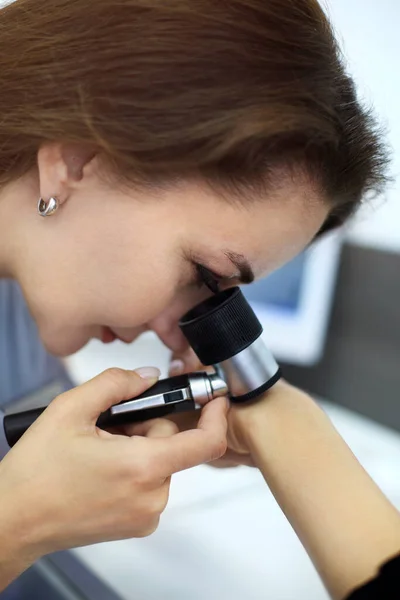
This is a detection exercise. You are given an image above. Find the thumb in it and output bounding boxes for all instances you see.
[56,367,160,426]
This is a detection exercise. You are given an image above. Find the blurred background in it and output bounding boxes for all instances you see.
[279,0,400,431]
[1,0,399,599]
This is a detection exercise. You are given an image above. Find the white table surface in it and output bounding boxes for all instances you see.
[65,336,400,600]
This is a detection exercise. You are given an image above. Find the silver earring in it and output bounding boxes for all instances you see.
[38,197,59,217]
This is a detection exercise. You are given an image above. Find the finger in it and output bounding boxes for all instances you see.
[150,397,229,476]
[122,418,179,439]
[169,348,205,376]
[106,410,200,437]
[169,358,186,377]
[145,420,179,439]
[54,367,160,425]
[167,410,201,432]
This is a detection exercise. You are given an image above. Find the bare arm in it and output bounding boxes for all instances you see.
[0,512,34,591]
[230,383,400,599]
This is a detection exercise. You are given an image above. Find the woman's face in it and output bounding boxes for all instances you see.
[5,151,329,357]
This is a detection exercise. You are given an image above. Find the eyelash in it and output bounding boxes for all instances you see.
[194,263,222,294]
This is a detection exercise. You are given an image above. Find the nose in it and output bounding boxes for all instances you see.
[146,313,190,355]
[146,286,215,354]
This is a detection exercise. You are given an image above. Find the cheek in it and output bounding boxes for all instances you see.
[87,261,179,327]
[35,318,95,357]
[28,201,184,332]
[47,233,177,326]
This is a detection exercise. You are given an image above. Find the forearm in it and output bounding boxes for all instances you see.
[244,388,400,600]
[0,496,39,591]
[0,542,32,592]
[0,449,47,593]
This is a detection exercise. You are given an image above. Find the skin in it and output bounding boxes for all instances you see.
[0,144,399,598]
[171,363,400,600]
[0,142,328,357]
[0,141,330,591]
[228,383,400,600]
[0,367,229,590]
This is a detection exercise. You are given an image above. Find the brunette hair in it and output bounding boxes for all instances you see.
[0,0,389,228]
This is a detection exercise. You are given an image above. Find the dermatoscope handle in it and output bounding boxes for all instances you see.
[4,375,196,448]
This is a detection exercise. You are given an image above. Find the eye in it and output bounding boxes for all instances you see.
[194,263,221,294]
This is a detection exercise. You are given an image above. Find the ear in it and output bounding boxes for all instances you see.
[37,142,98,206]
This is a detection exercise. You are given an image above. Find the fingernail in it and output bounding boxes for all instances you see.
[169,359,185,376]
[135,367,161,381]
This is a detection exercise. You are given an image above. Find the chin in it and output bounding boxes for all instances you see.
[41,329,93,358]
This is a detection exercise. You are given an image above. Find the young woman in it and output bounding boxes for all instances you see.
[0,0,398,597]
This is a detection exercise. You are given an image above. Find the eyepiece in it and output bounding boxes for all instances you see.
[179,287,281,403]
[179,287,263,366]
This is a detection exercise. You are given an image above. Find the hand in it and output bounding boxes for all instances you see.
[169,351,256,467]
[0,367,228,576]
[169,352,305,468]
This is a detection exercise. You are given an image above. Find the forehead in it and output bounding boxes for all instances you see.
[175,175,329,277]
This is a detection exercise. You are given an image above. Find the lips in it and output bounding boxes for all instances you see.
[101,326,118,344]
[100,327,140,344]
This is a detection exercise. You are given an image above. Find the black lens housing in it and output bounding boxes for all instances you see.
[179,287,263,365]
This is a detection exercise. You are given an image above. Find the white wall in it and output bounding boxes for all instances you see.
[323,0,400,254]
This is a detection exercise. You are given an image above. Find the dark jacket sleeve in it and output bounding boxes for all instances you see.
[346,554,400,599]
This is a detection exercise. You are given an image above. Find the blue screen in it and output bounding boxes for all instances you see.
[243,253,307,313]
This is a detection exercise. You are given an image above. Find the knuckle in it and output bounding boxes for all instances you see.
[138,517,160,538]
[150,490,169,517]
[151,420,179,438]
[48,390,71,415]
[103,368,129,390]
[50,393,65,409]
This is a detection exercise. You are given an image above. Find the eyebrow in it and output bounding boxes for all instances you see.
[225,251,255,284]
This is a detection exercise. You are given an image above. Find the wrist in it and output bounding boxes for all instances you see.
[236,383,400,600]
[0,502,35,588]
[0,470,46,583]
[237,382,326,460]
